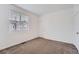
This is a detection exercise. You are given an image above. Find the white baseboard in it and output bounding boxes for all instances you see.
[0,36,37,51]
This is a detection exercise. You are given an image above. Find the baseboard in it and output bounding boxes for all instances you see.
[39,35,73,44]
[0,36,38,51]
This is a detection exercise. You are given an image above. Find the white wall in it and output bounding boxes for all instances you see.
[0,5,8,50]
[39,8,73,43]
[73,5,79,51]
[0,5,39,50]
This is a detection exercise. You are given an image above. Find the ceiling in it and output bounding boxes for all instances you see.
[17,4,73,16]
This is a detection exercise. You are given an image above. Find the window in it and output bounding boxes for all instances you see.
[8,10,29,32]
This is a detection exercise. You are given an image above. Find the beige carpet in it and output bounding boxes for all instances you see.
[0,37,78,54]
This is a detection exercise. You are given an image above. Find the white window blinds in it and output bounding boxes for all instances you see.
[8,10,29,32]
